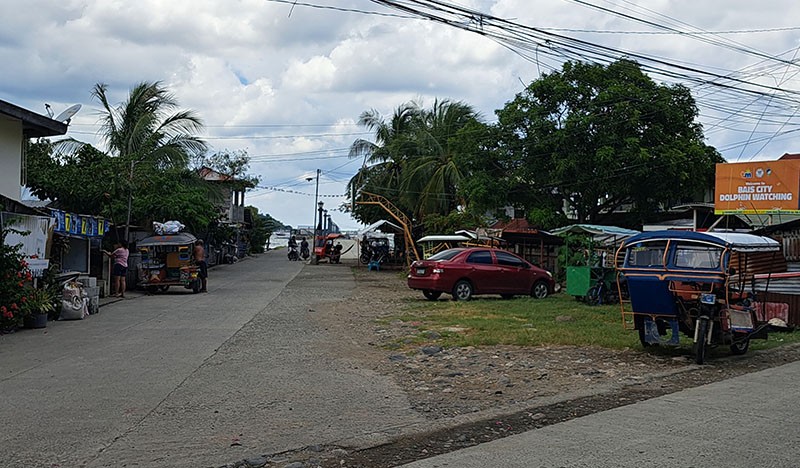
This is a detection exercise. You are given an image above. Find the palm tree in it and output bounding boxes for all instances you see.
[347,99,481,225]
[91,81,207,239]
[347,103,421,223]
[401,99,478,217]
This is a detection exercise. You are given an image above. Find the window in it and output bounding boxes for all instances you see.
[495,251,525,268]
[428,249,462,261]
[626,241,668,267]
[674,244,722,269]
[466,250,493,265]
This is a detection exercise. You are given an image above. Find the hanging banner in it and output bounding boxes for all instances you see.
[50,209,109,238]
[715,160,800,214]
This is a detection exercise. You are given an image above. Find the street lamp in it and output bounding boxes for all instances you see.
[315,200,324,263]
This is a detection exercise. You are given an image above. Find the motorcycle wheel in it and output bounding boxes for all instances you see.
[694,318,709,365]
[585,285,601,305]
[730,337,750,355]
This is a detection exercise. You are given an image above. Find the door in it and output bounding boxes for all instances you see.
[464,250,498,294]
[494,251,530,293]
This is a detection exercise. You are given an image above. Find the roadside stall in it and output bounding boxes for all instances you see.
[551,224,639,304]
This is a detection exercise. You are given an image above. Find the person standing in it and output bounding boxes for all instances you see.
[194,239,208,292]
[103,240,129,298]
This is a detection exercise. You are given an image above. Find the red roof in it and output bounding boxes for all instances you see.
[779,153,800,160]
[490,218,540,233]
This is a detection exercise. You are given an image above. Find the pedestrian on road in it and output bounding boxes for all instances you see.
[102,240,129,298]
[194,239,208,292]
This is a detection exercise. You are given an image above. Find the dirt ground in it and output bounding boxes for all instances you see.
[251,266,800,468]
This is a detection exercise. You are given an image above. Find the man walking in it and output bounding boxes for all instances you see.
[194,239,208,292]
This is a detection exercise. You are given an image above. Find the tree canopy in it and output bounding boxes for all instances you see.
[459,59,723,227]
[347,99,481,227]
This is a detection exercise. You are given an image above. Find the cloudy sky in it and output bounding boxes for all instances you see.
[3,0,800,230]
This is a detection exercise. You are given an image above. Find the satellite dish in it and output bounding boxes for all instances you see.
[54,104,81,124]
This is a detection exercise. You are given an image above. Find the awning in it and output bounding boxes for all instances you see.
[358,219,403,236]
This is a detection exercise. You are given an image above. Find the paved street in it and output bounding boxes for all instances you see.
[402,359,800,468]
[0,252,425,467]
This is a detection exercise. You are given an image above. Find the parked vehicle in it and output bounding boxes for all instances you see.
[617,230,781,364]
[407,247,555,301]
[288,245,299,261]
[137,232,202,294]
[313,233,345,264]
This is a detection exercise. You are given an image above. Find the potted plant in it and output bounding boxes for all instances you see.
[21,286,56,329]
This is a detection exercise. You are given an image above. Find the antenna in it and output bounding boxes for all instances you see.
[54,104,81,124]
[44,103,54,118]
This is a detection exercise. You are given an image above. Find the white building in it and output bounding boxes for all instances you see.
[0,100,67,201]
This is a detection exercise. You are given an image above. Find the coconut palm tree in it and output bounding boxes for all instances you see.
[347,99,481,225]
[401,99,478,217]
[91,81,207,239]
[347,103,421,223]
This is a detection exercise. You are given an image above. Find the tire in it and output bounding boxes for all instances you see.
[192,281,201,294]
[638,326,651,347]
[730,337,750,355]
[158,285,170,292]
[585,285,601,305]
[452,280,473,301]
[531,280,550,299]
[694,318,709,365]
[501,294,515,300]
[423,290,442,301]
[146,285,159,294]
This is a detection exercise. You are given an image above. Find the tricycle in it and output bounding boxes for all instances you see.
[617,230,781,364]
[137,232,203,294]
[313,233,345,264]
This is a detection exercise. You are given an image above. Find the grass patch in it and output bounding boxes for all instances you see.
[394,293,800,351]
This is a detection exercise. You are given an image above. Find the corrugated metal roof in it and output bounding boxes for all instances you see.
[551,224,640,238]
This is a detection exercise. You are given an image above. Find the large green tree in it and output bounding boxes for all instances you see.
[460,59,723,226]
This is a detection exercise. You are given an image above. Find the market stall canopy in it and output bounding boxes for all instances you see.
[138,232,198,247]
[417,235,472,243]
[551,224,640,245]
[358,219,403,236]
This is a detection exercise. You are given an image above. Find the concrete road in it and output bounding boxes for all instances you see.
[1,252,425,467]
[402,359,800,468]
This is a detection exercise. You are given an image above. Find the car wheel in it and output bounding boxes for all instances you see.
[422,290,442,301]
[531,280,549,299]
[452,280,473,301]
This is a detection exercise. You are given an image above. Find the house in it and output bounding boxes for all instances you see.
[198,166,256,259]
[0,100,67,201]
[198,166,254,224]
[485,218,563,274]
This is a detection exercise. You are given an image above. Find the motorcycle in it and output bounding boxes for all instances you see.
[300,244,310,260]
[287,245,299,261]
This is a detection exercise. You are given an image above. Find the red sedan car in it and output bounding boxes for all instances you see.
[407,247,555,301]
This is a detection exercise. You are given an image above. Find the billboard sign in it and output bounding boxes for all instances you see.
[715,160,800,214]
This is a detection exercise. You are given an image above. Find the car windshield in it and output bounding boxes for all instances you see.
[427,249,462,261]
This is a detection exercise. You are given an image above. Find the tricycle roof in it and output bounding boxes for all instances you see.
[138,232,198,247]
[622,230,780,252]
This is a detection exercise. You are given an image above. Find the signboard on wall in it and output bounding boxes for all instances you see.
[715,160,800,214]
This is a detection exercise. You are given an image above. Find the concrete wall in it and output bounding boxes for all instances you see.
[0,117,23,201]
